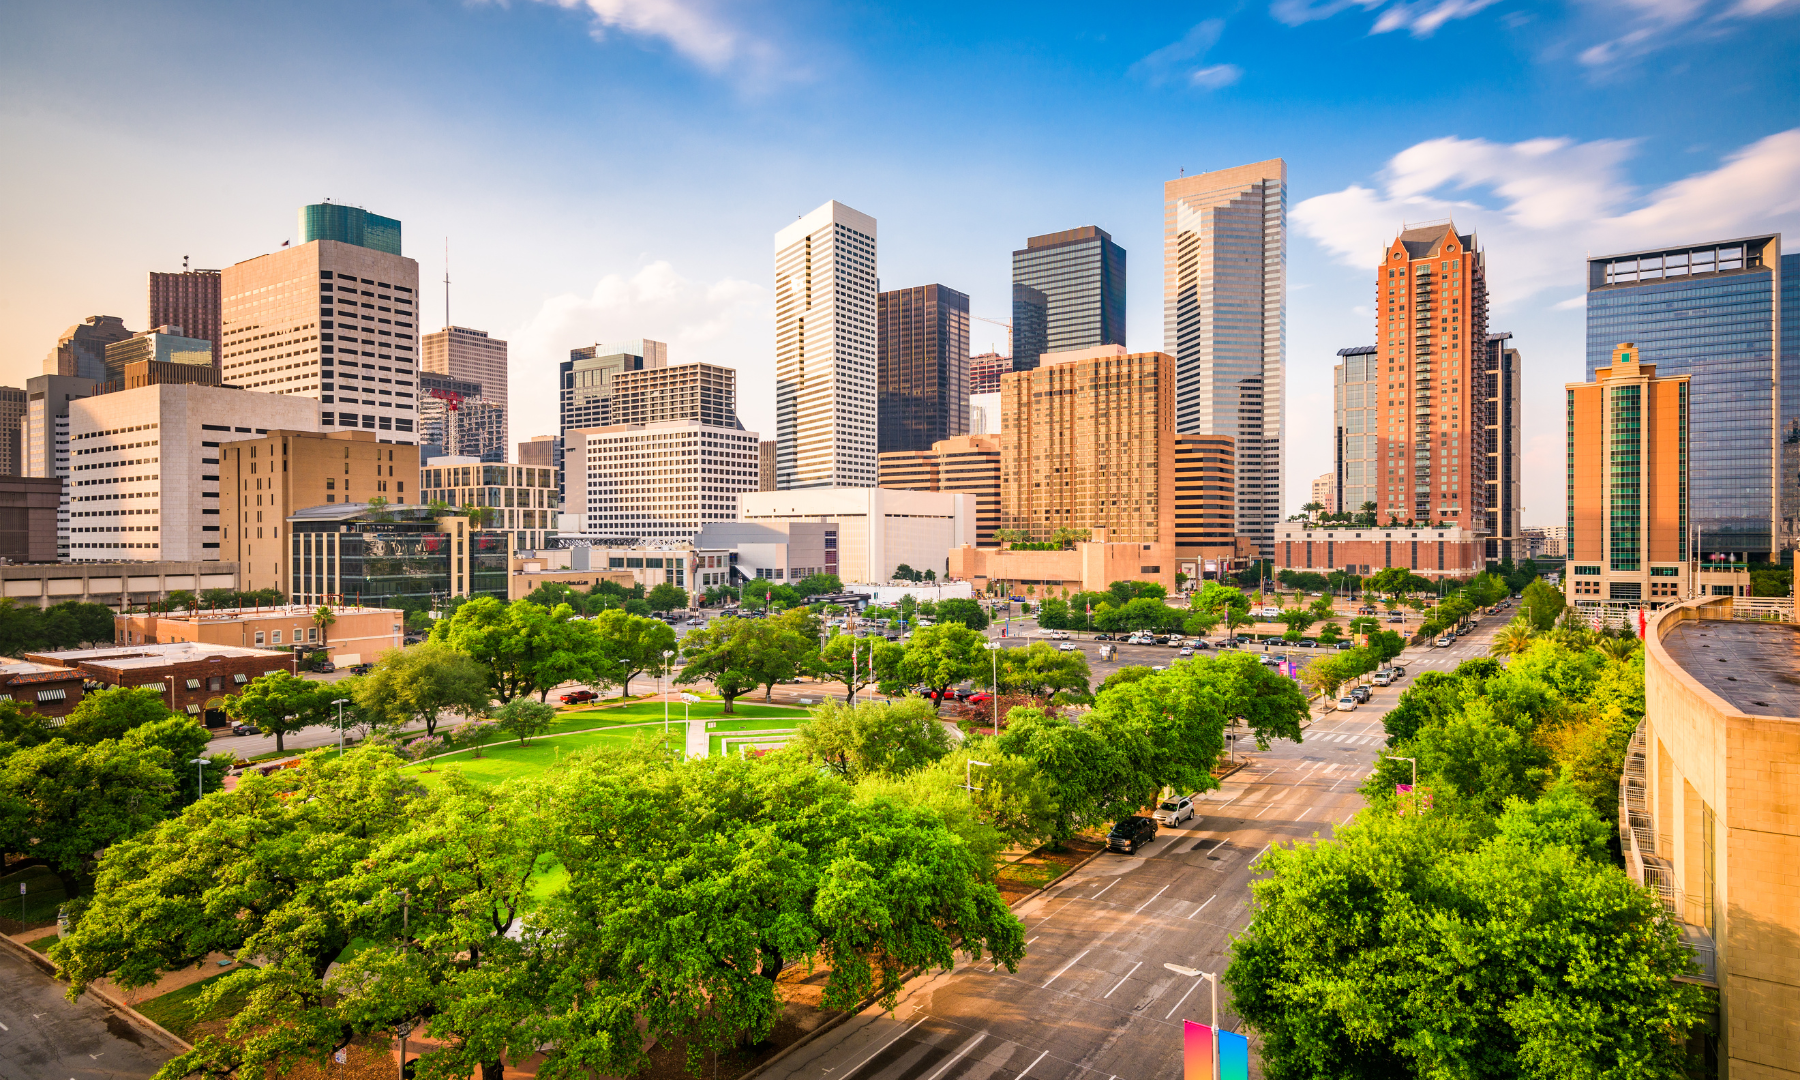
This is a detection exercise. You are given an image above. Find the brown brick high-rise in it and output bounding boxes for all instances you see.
[878,435,1001,545]
[150,269,222,372]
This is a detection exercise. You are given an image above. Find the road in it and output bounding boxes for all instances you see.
[758,616,1499,1080]
[0,945,174,1080]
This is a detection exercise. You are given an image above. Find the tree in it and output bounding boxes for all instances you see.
[1299,654,1351,709]
[1492,622,1536,657]
[352,642,492,737]
[432,597,608,702]
[1275,608,1316,640]
[57,686,175,744]
[1225,805,1708,1079]
[897,622,988,701]
[312,605,337,648]
[893,562,917,582]
[816,632,902,701]
[225,671,335,753]
[592,608,679,697]
[934,597,989,631]
[679,617,796,714]
[793,697,953,780]
[121,717,232,808]
[40,601,116,648]
[1300,500,1324,519]
[793,571,843,597]
[0,737,176,898]
[987,641,1091,700]
[645,582,689,614]
[1521,579,1565,632]
[492,697,556,745]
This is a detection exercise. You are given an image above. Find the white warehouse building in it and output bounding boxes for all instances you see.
[738,488,972,584]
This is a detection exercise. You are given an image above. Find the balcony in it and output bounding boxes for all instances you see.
[1619,719,1718,986]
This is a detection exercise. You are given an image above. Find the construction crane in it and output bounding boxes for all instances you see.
[972,314,1012,355]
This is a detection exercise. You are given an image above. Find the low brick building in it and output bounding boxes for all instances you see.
[115,603,405,668]
[26,642,294,733]
[0,659,86,718]
[1272,523,1484,579]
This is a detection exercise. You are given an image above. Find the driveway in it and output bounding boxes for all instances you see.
[0,944,175,1080]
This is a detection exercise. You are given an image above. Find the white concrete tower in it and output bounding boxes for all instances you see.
[774,201,878,489]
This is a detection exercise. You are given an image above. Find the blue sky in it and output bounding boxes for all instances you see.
[4,0,1799,523]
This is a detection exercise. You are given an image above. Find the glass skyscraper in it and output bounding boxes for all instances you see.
[876,284,970,454]
[1010,227,1126,364]
[1586,235,1786,561]
[299,203,403,256]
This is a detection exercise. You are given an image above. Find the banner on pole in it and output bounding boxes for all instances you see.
[1218,1029,1249,1080]
[1396,783,1413,795]
[1183,1020,1214,1080]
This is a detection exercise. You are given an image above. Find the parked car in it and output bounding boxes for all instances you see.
[1387,613,1406,623]
[1057,641,1080,652]
[1152,635,1170,646]
[1350,685,1373,703]
[349,663,374,675]
[1190,639,1211,649]
[315,661,336,674]
[231,722,258,736]
[1235,634,1256,644]
[1389,664,1407,678]
[1094,633,1115,641]
[1295,639,1316,649]
[1178,646,1195,657]
[1107,815,1159,854]
[1373,670,1394,686]
[1435,636,1454,648]
[1048,630,1071,640]
[1334,641,1354,650]
[560,690,598,704]
[1336,696,1358,711]
[1153,795,1196,827]
[1259,655,1281,666]
[1258,607,1281,618]
[1357,606,1377,615]
[966,692,993,706]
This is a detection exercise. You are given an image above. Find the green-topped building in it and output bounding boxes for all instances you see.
[299,203,402,256]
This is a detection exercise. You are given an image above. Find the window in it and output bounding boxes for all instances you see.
[273,630,282,643]
[254,631,265,645]
[308,628,318,641]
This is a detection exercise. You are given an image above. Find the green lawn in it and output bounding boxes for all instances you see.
[411,728,684,786]
[135,966,257,1041]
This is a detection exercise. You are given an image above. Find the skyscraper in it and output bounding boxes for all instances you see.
[878,435,1001,545]
[149,269,222,371]
[1483,332,1523,562]
[1333,345,1378,521]
[103,327,213,387]
[422,326,510,444]
[44,316,134,381]
[611,363,742,429]
[877,284,970,454]
[1363,222,1489,528]
[560,340,666,434]
[1586,235,1787,561]
[299,203,402,256]
[1162,159,1287,556]
[221,206,421,444]
[1010,228,1125,365]
[774,200,877,489]
[0,387,25,477]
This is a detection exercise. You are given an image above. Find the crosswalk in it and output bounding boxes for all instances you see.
[1306,731,1384,745]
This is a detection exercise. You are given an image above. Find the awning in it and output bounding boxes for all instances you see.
[186,678,201,690]
[37,688,66,702]
[264,669,284,677]
[233,673,248,684]
[186,704,201,715]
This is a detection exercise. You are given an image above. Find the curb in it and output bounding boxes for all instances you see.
[736,840,1107,1080]
[0,933,193,1057]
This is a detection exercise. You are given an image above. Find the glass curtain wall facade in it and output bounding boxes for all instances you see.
[877,284,970,454]
[1783,253,1799,555]
[1010,284,1049,371]
[1010,228,1126,360]
[1587,235,1783,560]
[1334,346,1379,520]
[299,204,402,256]
[1483,333,1524,562]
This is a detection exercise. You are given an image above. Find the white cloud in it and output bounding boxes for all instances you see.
[1292,127,1800,307]
[1269,0,1498,35]
[519,0,772,73]
[1130,21,1242,90]
[1575,0,1800,67]
[508,260,774,443]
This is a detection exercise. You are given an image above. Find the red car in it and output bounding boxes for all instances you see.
[560,690,597,704]
[965,692,993,706]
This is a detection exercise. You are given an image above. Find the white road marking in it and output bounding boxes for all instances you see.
[1133,882,1173,914]
[1186,894,1216,920]
[1163,972,1207,1019]
[1042,949,1090,987]
[921,1033,986,1080]
[835,1016,927,1078]
[1016,1050,1050,1078]
[1103,961,1143,998]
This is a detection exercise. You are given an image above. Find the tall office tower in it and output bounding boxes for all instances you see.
[299,202,402,255]
[422,326,510,444]
[45,316,134,380]
[969,352,1023,395]
[103,327,214,387]
[1011,228,1126,363]
[999,346,1176,549]
[1010,284,1049,370]
[446,401,507,462]
[1173,434,1238,564]
[878,435,1001,544]
[1311,472,1337,515]
[518,435,556,467]
[1362,222,1489,527]
[774,201,878,489]
[611,363,743,428]
[1786,252,1799,554]
[1565,344,1694,612]
[877,284,970,454]
[560,340,667,434]
[149,269,222,370]
[0,387,26,477]
[568,420,762,542]
[1482,332,1523,562]
[1162,159,1288,556]
[1587,236,1787,561]
[1333,345,1378,521]
[25,375,99,557]
[758,440,777,491]
[68,384,319,562]
[417,372,485,456]
[222,207,421,444]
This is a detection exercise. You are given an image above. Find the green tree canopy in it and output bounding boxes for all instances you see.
[0,736,176,898]
[678,616,800,713]
[592,608,679,697]
[896,622,989,699]
[933,597,989,631]
[1521,578,1566,632]
[792,697,954,780]
[816,632,903,702]
[58,686,176,745]
[645,582,689,613]
[224,670,336,753]
[353,641,492,736]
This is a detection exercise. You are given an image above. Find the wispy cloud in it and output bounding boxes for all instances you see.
[1292,128,1800,306]
[517,0,777,76]
[1130,21,1243,90]
[1575,0,1800,67]
[1270,0,1500,36]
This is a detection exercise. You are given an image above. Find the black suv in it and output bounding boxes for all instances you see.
[1107,816,1158,854]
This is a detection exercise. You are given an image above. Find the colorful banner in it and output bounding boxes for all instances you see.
[1396,783,1413,795]
[1218,1030,1249,1080]
[1183,1020,1214,1080]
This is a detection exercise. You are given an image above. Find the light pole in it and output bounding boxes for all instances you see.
[189,757,209,799]
[986,641,1002,731]
[661,650,675,741]
[1387,754,1418,814]
[1165,964,1220,1080]
[962,758,990,794]
[332,698,350,755]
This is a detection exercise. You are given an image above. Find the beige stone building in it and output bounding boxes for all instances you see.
[949,528,1181,595]
[878,435,1001,545]
[1637,590,1800,1075]
[422,326,508,442]
[221,429,421,594]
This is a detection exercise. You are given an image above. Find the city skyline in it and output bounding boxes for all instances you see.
[4,2,1800,523]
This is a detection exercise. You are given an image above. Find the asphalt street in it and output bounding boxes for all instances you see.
[758,616,1500,1080]
[0,945,175,1080]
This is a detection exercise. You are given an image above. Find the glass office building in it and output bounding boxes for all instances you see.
[1010,227,1126,362]
[299,203,403,256]
[1333,345,1379,519]
[1782,253,1799,555]
[877,284,970,454]
[288,505,507,608]
[1587,235,1787,561]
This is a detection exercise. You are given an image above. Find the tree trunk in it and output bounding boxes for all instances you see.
[619,674,632,698]
[275,730,285,754]
[480,1061,504,1080]
[722,693,735,715]
[759,945,784,981]
[53,866,83,901]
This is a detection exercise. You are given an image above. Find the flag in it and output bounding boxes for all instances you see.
[281,239,290,247]
[1183,1021,1214,1080]
[1219,1030,1250,1080]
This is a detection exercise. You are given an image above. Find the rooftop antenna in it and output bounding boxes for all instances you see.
[182,254,189,270]
[443,237,451,329]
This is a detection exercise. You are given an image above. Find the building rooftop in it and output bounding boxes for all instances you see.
[1663,619,1800,718]
[135,603,401,623]
[32,642,292,670]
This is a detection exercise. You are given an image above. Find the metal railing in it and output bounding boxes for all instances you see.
[1679,932,1718,983]
[1731,596,1794,622]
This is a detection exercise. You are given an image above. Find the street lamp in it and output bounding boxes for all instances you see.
[332,698,350,756]
[189,757,209,799]
[1165,963,1220,1080]
[661,650,675,740]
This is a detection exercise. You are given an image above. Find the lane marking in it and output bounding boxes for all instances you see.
[1103,961,1143,998]
[1042,949,1090,987]
[1133,883,1173,914]
[1026,937,1039,946]
[1090,879,1119,902]
[1185,894,1216,920]
[839,1016,927,1080]
[921,1033,986,1080]
[1163,973,1207,1019]
[1016,1050,1050,1078]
